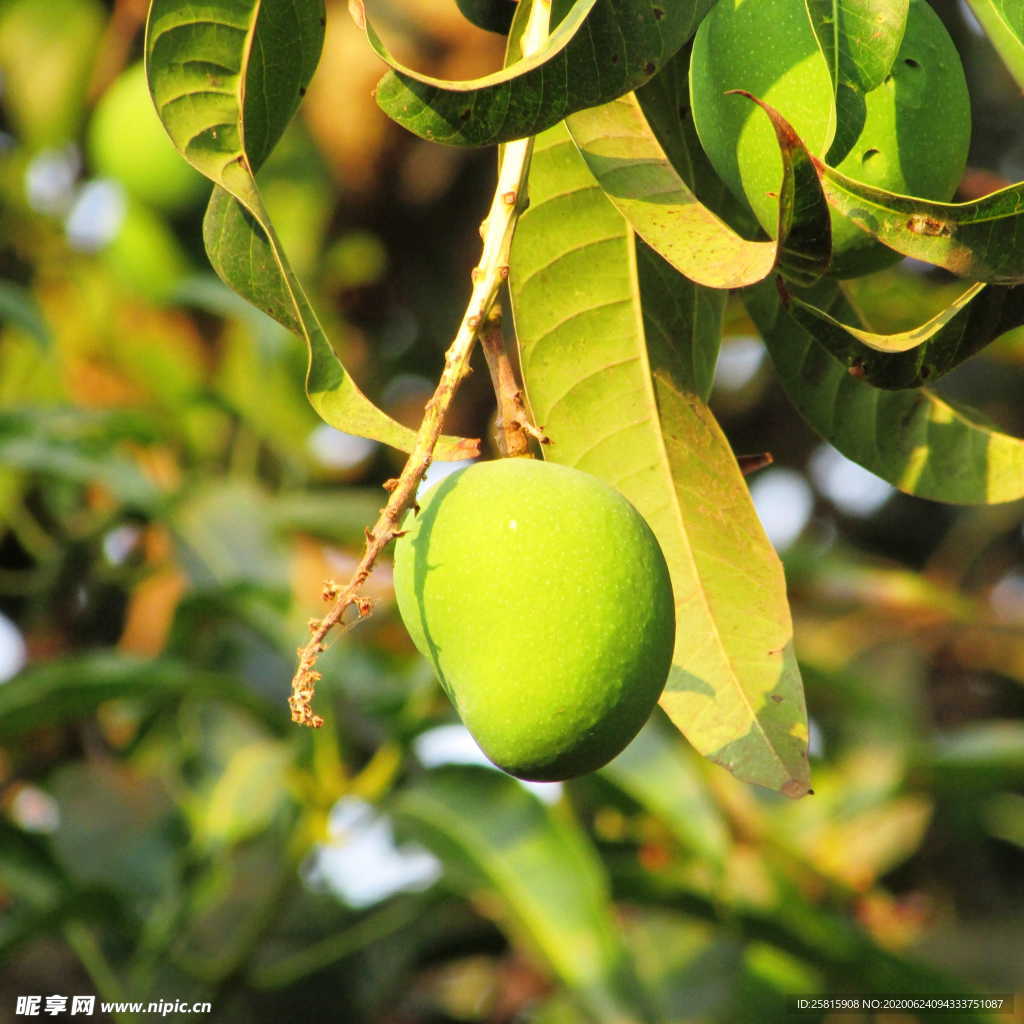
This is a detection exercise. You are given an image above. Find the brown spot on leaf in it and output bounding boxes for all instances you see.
[906,214,952,237]
[781,778,811,799]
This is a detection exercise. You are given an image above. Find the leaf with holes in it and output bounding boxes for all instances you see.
[510,123,810,797]
[145,0,473,457]
[359,0,714,147]
[806,0,909,94]
[804,0,909,163]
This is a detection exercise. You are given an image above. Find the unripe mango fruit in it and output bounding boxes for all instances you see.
[393,459,675,781]
[88,62,206,214]
[689,0,970,278]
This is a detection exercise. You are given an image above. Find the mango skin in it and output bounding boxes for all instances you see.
[690,0,971,278]
[393,459,675,781]
[88,62,206,214]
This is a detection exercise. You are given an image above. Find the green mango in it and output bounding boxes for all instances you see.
[103,199,190,303]
[393,459,675,781]
[88,62,206,215]
[689,0,970,278]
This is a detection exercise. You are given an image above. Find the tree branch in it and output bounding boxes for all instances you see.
[289,0,553,728]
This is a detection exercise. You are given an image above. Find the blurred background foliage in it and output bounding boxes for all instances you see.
[1,0,1023,1021]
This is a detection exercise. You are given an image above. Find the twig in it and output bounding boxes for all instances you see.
[88,0,148,102]
[289,0,552,728]
[479,310,549,457]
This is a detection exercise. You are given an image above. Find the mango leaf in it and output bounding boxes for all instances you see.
[812,159,1024,284]
[746,279,1024,505]
[145,0,472,458]
[0,654,281,740]
[50,761,180,906]
[611,862,997,1015]
[804,0,909,164]
[600,718,729,865]
[194,740,291,849]
[360,0,714,147]
[805,0,909,94]
[566,88,832,289]
[456,0,518,34]
[270,488,385,547]
[0,824,117,962]
[926,722,1024,792]
[392,766,656,1023]
[0,409,161,511]
[633,41,741,224]
[0,282,52,348]
[964,0,1024,90]
[786,280,1024,389]
[510,124,810,797]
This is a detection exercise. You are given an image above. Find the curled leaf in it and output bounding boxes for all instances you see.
[566,88,831,289]
[358,0,713,146]
[146,0,473,457]
[784,280,1024,389]
[748,279,1024,505]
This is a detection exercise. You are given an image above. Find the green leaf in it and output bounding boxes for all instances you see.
[270,488,386,547]
[632,42,743,224]
[566,87,832,288]
[785,280,1024,389]
[0,824,117,962]
[926,722,1024,792]
[600,718,729,865]
[363,0,714,147]
[805,0,909,94]
[510,125,811,797]
[964,0,1024,90]
[747,279,1024,505]
[195,740,291,849]
[812,160,1024,284]
[145,0,473,459]
[804,0,909,164]
[456,0,520,34]
[0,408,162,511]
[50,761,180,906]
[393,766,656,1023]
[0,654,280,740]
[0,282,52,348]
[622,910,750,1022]
[611,860,997,1017]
